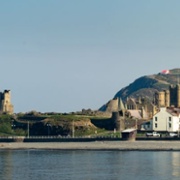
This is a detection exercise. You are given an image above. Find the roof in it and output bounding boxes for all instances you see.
[128,110,142,119]
[122,128,136,133]
[155,107,180,117]
[127,98,136,104]
[140,120,152,125]
[167,107,180,116]
[128,110,148,119]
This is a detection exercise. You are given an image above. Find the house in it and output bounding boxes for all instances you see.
[152,107,180,132]
[140,120,153,131]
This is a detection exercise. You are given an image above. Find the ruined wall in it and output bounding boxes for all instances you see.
[156,84,180,108]
[126,98,137,110]
[104,97,154,119]
[165,90,170,107]
[170,85,178,107]
[158,91,166,107]
[105,98,119,112]
[112,112,125,131]
[177,84,180,107]
[0,90,14,114]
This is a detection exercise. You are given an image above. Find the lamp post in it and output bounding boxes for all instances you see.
[178,121,180,138]
[47,123,51,136]
[27,121,29,138]
[11,120,16,135]
[72,120,75,138]
[12,120,15,128]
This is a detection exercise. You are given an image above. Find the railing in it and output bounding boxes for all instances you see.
[0,135,179,142]
[0,135,121,142]
[0,135,120,138]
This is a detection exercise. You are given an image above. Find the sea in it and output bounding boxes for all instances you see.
[0,150,180,180]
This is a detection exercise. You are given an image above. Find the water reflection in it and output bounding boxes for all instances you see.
[171,152,180,177]
[0,150,13,180]
[0,150,180,180]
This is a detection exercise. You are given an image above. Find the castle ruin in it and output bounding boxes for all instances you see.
[0,90,14,114]
[104,97,155,119]
[155,84,180,108]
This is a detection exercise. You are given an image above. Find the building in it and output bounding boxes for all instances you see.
[103,97,155,119]
[155,84,180,108]
[0,90,14,114]
[103,98,119,112]
[125,97,155,118]
[127,108,148,119]
[121,128,137,141]
[152,107,180,132]
[140,120,152,131]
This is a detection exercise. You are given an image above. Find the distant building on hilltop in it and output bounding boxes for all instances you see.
[0,90,14,114]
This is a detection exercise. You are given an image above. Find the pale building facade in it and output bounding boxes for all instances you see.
[153,107,180,132]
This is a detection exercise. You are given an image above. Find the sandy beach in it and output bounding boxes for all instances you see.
[1,141,180,151]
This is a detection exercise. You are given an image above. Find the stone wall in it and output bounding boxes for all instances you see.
[104,98,119,112]
[156,84,180,108]
[0,90,14,114]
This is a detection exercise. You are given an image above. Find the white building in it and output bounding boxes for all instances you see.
[153,107,180,132]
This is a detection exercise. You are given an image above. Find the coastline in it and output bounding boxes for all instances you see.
[1,141,180,151]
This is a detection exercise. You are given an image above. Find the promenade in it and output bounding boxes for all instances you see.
[1,141,180,151]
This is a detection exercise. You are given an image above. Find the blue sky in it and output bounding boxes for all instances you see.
[1,0,180,113]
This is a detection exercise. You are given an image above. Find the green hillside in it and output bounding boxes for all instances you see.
[114,68,180,101]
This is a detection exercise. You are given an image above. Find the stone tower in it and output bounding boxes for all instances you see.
[177,84,180,107]
[105,98,119,112]
[157,91,166,107]
[156,84,180,108]
[169,84,180,107]
[112,112,125,131]
[165,90,170,107]
[0,90,14,114]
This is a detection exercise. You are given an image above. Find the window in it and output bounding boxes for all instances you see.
[155,123,158,128]
[169,123,171,128]
[169,117,171,121]
[146,125,150,129]
[155,117,158,121]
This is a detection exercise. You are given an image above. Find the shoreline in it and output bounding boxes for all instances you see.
[1,141,180,151]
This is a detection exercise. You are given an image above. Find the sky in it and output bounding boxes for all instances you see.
[1,0,180,113]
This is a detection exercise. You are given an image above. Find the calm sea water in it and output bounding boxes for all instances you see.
[0,150,180,180]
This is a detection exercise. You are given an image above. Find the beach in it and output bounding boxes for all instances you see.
[1,141,180,151]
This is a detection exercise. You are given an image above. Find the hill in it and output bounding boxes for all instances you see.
[100,68,180,111]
